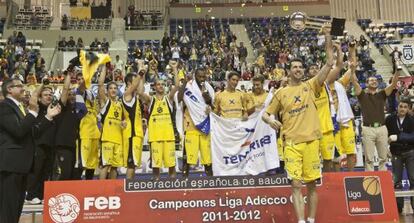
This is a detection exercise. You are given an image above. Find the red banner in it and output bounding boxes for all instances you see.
[44,171,398,223]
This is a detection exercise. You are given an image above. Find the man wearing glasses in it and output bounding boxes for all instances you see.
[0,78,61,222]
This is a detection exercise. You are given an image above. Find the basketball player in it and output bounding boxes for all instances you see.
[122,69,145,179]
[325,43,358,171]
[138,60,180,180]
[177,67,214,177]
[98,66,126,179]
[76,74,100,180]
[306,42,343,172]
[213,71,255,120]
[262,25,333,223]
[248,75,268,111]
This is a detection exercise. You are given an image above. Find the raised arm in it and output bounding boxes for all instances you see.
[384,70,400,96]
[124,74,140,103]
[60,71,71,105]
[325,42,344,84]
[177,77,188,103]
[350,61,362,96]
[316,26,334,86]
[168,60,180,102]
[98,65,108,105]
[137,73,151,105]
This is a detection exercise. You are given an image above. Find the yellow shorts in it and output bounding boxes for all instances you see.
[101,141,123,167]
[151,141,176,168]
[335,121,356,155]
[123,136,144,167]
[284,140,321,182]
[319,131,335,160]
[79,138,99,169]
[185,131,211,165]
[277,137,284,161]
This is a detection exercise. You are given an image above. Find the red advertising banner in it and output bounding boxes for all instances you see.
[44,171,398,223]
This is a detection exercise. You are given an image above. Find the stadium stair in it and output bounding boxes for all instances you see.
[230,24,255,64]
[346,21,403,81]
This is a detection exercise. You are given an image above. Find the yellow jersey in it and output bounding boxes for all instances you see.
[214,89,253,119]
[101,99,124,144]
[80,98,101,139]
[148,96,175,142]
[248,91,268,110]
[266,77,322,144]
[314,84,334,134]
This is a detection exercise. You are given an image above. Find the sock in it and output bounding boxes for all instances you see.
[307,218,315,223]
[298,220,306,223]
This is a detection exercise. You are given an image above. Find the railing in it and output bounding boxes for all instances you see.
[22,204,43,223]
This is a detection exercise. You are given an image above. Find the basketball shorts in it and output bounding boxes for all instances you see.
[284,140,321,182]
[101,141,123,167]
[335,121,356,155]
[123,136,144,168]
[150,141,176,168]
[79,138,99,169]
[184,131,211,165]
[319,131,335,160]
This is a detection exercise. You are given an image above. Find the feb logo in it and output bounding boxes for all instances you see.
[48,193,80,223]
[344,176,384,215]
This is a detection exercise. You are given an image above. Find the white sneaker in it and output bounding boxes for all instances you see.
[28,198,42,205]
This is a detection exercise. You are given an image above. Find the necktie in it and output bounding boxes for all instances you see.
[18,103,26,116]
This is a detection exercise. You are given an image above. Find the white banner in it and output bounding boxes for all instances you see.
[389,44,414,64]
[210,111,279,176]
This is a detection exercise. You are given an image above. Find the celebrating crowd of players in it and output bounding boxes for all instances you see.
[0,24,411,223]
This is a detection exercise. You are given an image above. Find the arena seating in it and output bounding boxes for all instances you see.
[14,6,53,30]
[62,17,111,31]
[357,19,404,48]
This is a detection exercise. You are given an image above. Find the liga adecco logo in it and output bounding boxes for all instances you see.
[48,193,122,223]
[344,176,385,215]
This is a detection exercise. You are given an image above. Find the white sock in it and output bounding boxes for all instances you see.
[298,220,306,223]
[307,217,315,223]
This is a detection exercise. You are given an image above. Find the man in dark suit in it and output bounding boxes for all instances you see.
[0,78,61,222]
[386,99,414,213]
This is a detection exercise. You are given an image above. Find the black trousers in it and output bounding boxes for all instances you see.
[56,146,76,180]
[0,171,27,223]
[392,149,414,212]
[26,145,55,200]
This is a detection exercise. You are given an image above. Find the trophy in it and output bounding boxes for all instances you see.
[289,12,345,36]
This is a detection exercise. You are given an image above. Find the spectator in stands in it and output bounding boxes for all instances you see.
[171,43,181,60]
[62,14,68,30]
[16,32,26,48]
[76,37,84,49]
[90,38,101,51]
[114,55,124,72]
[124,11,135,29]
[7,31,17,45]
[34,53,45,74]
[386,99,414,213]
[353,70,400,171]
[390,47,402,65]
[179,32,190,48]
[151,12,158,30]
[162,32,170,49]
[31,12,40,28]
[67,36,76,49]
[101,38,109,51]
[58,37,67,51]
